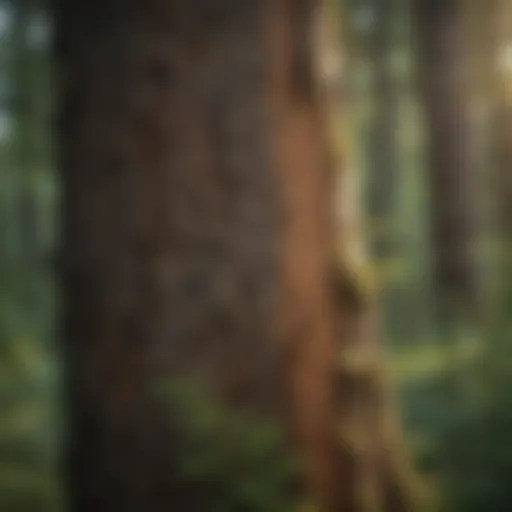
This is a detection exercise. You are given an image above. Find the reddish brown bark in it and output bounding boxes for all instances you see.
[56,1,416,510]
[267,1,342,508]
[56,2,286,510]
[414,0,485,329]
[56,0,343,510]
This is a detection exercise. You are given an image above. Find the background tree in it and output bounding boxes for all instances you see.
[477,0,512,301]
[366,0,398,263]
[413,0,485,334]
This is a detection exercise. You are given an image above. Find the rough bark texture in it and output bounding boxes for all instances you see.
[55,0,417,510]
[414,0,484,329]
[55,0,342,510]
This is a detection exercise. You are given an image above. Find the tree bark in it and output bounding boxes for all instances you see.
[463,0,505,318]
[55,0,417,510]
[55,0,342,510]
[478,0,512,297]
[413,0,484,330]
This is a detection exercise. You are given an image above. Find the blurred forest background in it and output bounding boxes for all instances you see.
[1,0,512,510]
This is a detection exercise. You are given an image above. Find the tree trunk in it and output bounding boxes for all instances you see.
[12,1,41,314]
[413,0,484,331]
[367,0,398,262]
[463,0,506,318]
[477,0,512,298]
[55,0,343,510]
[55,0,418,509]
[366,0,406,342]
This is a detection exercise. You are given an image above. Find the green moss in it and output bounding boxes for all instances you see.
[333,255,377,308]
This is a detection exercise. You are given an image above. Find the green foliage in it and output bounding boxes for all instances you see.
[157,379,301,512]
[0,2,59,509]
[392,321,512,512]
[0,335,62,512]
[434,323,512,512]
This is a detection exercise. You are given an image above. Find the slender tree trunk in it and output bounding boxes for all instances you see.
[55,0,344,510]
[12,1,41,314]
[494,100,512,299]
[480,0,512,297]
[366,0,407,341]
[464,0,505,318]
[367,0,398,262]
[413,0,484,331]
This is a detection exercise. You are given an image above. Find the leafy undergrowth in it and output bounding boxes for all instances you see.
[389,322,512,512]
[0,336,62,512]
[158,379,302,512]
